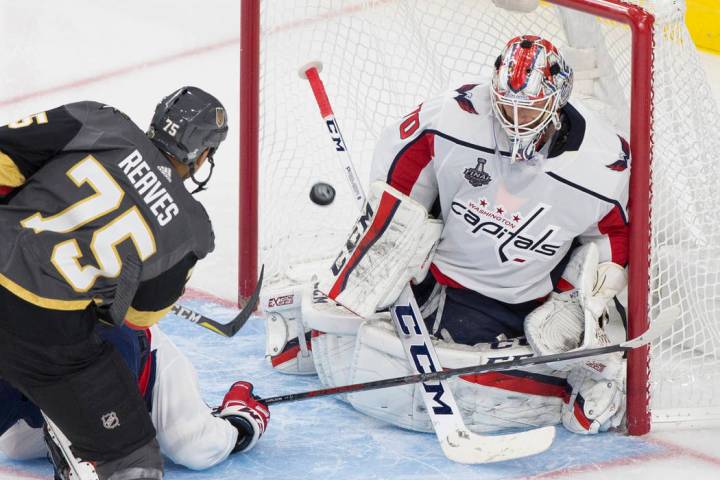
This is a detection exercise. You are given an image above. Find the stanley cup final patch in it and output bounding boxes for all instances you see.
[464,157,492,187]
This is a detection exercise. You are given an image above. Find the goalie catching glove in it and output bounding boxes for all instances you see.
[524,242,627,356]
[524,242,627,434]
[320,181,443,317]
[216,381,270,453]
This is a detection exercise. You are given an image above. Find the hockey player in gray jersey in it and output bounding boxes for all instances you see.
[0,87,269,479]
[265,36,630,437]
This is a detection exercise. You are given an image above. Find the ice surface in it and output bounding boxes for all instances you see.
[4,298,719,479]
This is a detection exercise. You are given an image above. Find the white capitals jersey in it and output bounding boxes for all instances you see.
[370,83,630,304]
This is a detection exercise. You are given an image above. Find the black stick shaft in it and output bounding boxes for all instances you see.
[260,342,622,405]
[171,266,264,337]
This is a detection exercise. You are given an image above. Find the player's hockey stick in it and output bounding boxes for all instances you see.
[300,62,554,463]
[171,265,264,337]
[260,306,678,405]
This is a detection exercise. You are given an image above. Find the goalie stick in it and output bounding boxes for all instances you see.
[172,265,264,337]
[260,306,678,405]
[300,62,554,464]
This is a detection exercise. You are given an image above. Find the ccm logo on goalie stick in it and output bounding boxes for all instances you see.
[330,202,374,275]
[393,305,453,415]
[326,119,347,152]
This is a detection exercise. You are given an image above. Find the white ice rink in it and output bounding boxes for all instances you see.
[2,1,720,479]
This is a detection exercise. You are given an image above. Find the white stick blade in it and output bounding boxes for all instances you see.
[441,426,555,464]
[622,306,680,349]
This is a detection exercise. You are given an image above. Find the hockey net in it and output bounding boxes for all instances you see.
[240,0,720,433]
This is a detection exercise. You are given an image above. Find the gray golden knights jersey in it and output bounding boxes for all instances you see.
[370,83,630,304]
[0,101,214,316]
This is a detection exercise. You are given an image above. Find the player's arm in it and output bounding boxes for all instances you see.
[369,97,444,210]
[524,143,630,435]
[526,148,630,351]
[572,133,631,282]
[554,131,631,296]
[559,143,630,314]
[123,254,198,330]
[0,105,86,188]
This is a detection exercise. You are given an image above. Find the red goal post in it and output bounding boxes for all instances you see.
[239,0,720,435]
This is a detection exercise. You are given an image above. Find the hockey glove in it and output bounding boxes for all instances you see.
[217,381,270,453]
[562,349,626,434]
[525,243,627,358]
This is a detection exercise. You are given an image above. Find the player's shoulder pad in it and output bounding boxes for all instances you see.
[544,100,630,204]
[431,81,496,144]
[63,101,141,136]
[191,201,215,258]
[447,82,494,117]
[62,100,112,119]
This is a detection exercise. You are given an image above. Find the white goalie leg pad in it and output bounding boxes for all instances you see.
[346,319,566,433]
[562,350,626,434]
[0,419,45,461]
[320,181,442,318]
[303,280,374,394]
[261,285,316,375]
[345,319,432,432]
[311,331,360,401]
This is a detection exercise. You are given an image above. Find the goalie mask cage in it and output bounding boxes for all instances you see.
[239,0,720,435]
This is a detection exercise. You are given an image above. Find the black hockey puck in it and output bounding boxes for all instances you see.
[309,182,336,206]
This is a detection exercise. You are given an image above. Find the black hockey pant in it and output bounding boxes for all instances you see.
[413,274,542,345]
[0,284,163,478]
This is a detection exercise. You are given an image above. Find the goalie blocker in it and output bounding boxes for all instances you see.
[321,181,442,318]
[263,181,440,373]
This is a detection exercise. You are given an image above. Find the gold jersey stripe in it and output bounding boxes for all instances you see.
[124,305,174,329]
[0,273,92,310]
[0,151,27,187]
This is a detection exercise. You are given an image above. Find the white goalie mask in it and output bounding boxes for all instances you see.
[491,35,573,162]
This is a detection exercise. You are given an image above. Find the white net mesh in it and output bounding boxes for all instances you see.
[256,0,720,424]
[644,0,720,423]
